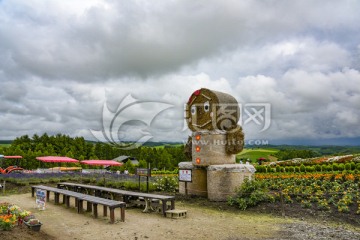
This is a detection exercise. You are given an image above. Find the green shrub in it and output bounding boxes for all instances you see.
[350,162,356,170]
[338,164,345,171]
[228,179,274,210]
[153,176,178,193]
[300,164,306,172]
[305,166,313,172]
[344,163,351,171]
[48,178,60,183]
[333,164,338,171]
[255,166,265,173]
[315,165,321,172]
[123,181,139,190]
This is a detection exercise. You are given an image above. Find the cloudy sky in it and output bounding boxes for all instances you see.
[1,0,360,145]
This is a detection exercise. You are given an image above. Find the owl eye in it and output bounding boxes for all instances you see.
[191,105,196,115]
[204,101,210,112]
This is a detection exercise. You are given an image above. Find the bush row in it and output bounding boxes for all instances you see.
[256,162,360,173]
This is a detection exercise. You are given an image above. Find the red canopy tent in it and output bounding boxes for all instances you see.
[36,156,79,172]
[81,160,122,166]
[0,155,24,174]
[4,156,23,159]
[36,156,79,163]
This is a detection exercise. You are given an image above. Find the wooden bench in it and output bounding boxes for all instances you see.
[57,182,175,216]
[31,185,125,223]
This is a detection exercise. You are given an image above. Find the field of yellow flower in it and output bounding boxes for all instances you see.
[253,172,360,214]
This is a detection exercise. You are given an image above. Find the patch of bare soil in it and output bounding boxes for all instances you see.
[0,192,359,240]
[0,225,56,240]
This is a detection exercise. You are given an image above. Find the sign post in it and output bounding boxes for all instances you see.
[136,167,151,192]
[179,169,192,196]
[35,189,46,210]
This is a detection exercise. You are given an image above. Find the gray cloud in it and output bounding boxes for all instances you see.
[1,0,360,144]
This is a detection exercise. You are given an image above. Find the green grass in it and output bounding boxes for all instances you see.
[237,148,279,163]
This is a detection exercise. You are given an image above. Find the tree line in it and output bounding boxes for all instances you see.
[0,133,188,171]
[272,149,320,161]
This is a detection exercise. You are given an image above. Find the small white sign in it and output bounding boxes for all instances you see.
[35,189,46,210]
[179,169,192,182]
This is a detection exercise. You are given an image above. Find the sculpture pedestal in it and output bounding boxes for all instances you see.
[178,162,207,197]
[207,164,255,201]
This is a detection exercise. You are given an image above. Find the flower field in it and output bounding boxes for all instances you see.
[252,172,360,214]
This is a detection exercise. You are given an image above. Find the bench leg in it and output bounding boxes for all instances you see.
[171,200,175,210]
[120,207,125,222]
[162,201,167,217]
[143,198,154,213]
[75,198,78,207]
[78,199,83,213]
[109,208,114,224]
[66,196,70,208]
[86,201,92,212]
[54,193,59,204]
[93,204,98,218]
[95,190,101,197]
[46,191,50,202]
[31,187,35,197]
[63,194,66,204]
[103,205,107,217]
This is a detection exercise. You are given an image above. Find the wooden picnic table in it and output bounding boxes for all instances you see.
[57,182,175,216]
[31,185,126,223]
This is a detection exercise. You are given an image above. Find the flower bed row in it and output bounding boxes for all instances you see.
[264,154,360,167]
[256,162,360,173]
[229,172,360,215]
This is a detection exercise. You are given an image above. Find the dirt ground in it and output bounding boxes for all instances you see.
[1,193,360,240]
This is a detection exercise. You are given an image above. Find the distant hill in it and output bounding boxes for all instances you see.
[250,145,360,156]
[0,140,12,146]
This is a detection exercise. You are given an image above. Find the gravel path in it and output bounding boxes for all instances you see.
[1,193,359,240]
[277,221,360,240]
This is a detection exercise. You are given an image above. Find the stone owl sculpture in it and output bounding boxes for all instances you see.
[184,88,244,163]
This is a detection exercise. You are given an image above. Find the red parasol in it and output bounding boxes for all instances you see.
[4,156,23,159]
[36,156,79,163]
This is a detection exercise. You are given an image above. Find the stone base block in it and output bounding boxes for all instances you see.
[166,209,187,218]
[178,162,207,197]
[207,164,255,201]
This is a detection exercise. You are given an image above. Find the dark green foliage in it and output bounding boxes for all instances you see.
[273,149,320,160]
[338,164,345,171]
[0,133,187,171]
[350,162,356,170]
[345,163,351,171]
[333,164,338,171]
[228,179,274,210]
[300,164,306,172]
